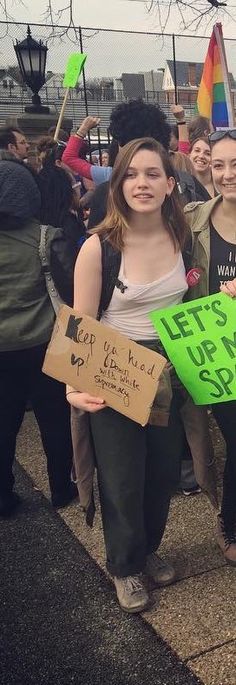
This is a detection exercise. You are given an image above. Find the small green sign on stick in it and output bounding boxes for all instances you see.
[54,52,87,141]
[63,53,87,88]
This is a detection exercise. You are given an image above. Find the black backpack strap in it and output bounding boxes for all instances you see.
[98,236,121,319]
[39,224,64,314]
[97,231,194,317]
[178,171,196,203]
[182,229,194,273]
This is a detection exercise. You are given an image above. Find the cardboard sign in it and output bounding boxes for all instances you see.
[150,293,236,405]
[63,53,87,88]
[43,305,167,425]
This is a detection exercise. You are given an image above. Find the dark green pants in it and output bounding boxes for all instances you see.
[90,395,183,577]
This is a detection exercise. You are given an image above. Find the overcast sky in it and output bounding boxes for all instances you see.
[6,1,164,31]
[1,0,236,77]
[5,0,236,35]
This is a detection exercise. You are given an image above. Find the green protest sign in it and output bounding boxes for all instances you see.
[63,53,87,88]
[150,293,236,405]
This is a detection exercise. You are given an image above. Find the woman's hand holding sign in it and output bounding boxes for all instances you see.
[66,386,106,412]
[220,278,236,298]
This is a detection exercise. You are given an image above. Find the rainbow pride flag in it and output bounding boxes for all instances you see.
[197,23,234,128]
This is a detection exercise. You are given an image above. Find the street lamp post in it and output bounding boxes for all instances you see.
[14,25,50,114]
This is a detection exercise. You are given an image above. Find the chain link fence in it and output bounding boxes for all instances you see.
[0,21,236,131]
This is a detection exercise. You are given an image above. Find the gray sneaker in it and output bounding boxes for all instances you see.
[114,574,149,613]
[145,553,176,586]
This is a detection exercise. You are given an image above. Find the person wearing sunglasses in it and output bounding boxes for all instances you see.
[185,128,236,565]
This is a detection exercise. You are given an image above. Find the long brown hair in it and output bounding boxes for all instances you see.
[91,137,189,250]
[189,136,210,154]
[188,115,211,144]
[169,150,194,175]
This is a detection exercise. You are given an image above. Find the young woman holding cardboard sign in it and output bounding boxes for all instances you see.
[185,129,236,566]
[67,138,215,613]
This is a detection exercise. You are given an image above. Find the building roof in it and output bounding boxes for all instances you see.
[0,68,20,84]
[167,61,203,87]
[167,60,236,89]
[44,72,63,85]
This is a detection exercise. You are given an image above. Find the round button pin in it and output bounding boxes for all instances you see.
[186,268,201,287]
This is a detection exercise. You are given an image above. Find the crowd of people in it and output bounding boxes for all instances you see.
[0,98,236,614]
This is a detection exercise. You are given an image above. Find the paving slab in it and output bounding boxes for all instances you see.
[144,568,236,660]
[187,641,236,685]
[156,493,226,579]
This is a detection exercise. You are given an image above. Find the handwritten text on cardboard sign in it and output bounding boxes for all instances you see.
[43,305,166,425]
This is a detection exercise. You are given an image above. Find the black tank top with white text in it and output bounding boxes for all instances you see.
[209,220,236,295]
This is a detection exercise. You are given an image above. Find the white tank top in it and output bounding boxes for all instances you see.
[101,252,188,340]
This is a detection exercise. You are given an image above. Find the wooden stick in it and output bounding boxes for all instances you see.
[54,88,70,141]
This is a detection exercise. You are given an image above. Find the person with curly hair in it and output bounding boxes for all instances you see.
[62,101,208,220]
[109,99,171,149]
[62,100,171,186]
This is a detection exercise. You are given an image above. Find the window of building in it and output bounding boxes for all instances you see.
[188,63,196,87]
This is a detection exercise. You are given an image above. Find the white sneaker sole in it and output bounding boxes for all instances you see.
[117,598,150,614]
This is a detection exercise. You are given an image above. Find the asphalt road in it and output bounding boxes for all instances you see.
[0,464,204,685]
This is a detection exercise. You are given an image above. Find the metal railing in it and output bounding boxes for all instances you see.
[0,21,236,129]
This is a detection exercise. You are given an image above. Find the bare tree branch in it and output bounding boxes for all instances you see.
[146,0,236,33]
[0,0,236,38]
[38,0,99,47]
[0,0,27,39]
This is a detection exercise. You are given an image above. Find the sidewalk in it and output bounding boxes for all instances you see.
[1,464,202,685]
[4,412,236,684]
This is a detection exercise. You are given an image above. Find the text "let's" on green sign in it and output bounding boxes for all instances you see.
[150,293,236,405]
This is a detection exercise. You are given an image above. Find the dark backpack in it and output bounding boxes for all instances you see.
[39,225,79,313]
[177,171,196,204]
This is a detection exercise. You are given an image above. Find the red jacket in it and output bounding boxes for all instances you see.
[178,141,190,154]
[62,135,93,180]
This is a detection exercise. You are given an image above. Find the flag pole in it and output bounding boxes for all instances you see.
[54,88,70,141]
[214,23,234,128]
